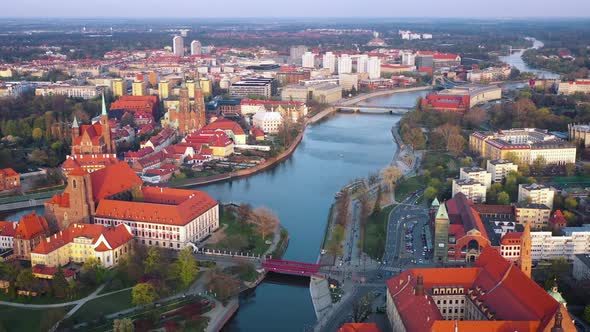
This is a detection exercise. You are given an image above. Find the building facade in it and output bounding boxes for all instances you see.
[514,203,551,230]
[518,183,555,209]
[486,159,518,182]
[452,179,487,203]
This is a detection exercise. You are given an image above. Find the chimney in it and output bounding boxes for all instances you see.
[414,274,425,296]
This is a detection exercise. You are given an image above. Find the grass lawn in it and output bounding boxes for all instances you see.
[395,176,424,201]
[0,305,73,331]
[551,176,590,184]
[363,205,396,260]
[69,289,133,323]
[0,284,97,305]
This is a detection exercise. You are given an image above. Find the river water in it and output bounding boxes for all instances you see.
[499,37,560,79]
[2,90,429,331]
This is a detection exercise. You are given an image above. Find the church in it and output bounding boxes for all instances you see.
[64,95,118,174]
[161,82,207,136]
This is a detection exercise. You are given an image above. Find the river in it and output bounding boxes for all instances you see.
[499,37,560,79]
[2,90,429,331]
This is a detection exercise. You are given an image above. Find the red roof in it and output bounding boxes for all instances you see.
[501,232,523,245]
[0,221,16,237]
[32,265,75,278]
[386,247,569,332]
[95,187,218,226]
[0,168,19,177]
[337,323,381,332]
[14,212,49,240]
[549,210,567,227]
[89,161,143,200]
[203,118,246,135]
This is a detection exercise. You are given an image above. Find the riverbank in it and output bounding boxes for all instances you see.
[167,128,305,188]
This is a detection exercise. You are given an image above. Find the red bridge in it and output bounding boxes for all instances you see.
[262,259,321,277]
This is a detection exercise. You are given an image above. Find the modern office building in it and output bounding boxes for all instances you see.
[356,54,369,73]
[322,52,337,74]
[229,77,276,99]
[367,57,381,80]
[190,40,202,56]
[173,36,184,57]
[338,54,352,74]
[302,51,316,68]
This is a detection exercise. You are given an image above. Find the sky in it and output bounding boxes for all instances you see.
[2,0,590,18]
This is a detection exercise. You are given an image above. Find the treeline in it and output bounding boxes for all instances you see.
[0,92,105,170]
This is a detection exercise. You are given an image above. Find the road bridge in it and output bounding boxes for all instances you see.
[334,105,414,114]
[262,259,322,277]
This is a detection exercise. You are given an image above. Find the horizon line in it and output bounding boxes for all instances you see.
[1,16,590,20]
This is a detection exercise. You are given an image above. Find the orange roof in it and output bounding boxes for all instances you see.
[0,168,19,177]
[95,187,218,226]
[387,247,569,332]
[14,212,49,240]
[32,223,132,255]
[89,161,142,200]
[337,323,381,332]
[431,320,540,332]
[32,265,75,278]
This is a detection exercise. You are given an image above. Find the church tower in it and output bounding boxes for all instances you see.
[519,220,532,278]
[99,94,116,154]
[71,115,79,151]
[433,203,450,263]
[193,81,206,131]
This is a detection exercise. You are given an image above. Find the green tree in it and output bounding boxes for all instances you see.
[531,156,547,174]
[144,247,162,276]
[131,283,158,306]
[32,127,43,141]
[497,191,510,205]
[15,269,35,290]
[174,248,199,289]
[113,318,134,332]
[52,267,69,298]
[29,149,49,165]
[584,305,590,324]
[424,186,438,200]
[372,185,382,215]
[563,210,577,225]
[564,196,578,210]
[565,163,576,177]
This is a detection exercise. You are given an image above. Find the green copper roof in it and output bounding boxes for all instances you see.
[101,94,107,116]
[431,197,440,207]
[548,287,567,304]
[435,203,449,220]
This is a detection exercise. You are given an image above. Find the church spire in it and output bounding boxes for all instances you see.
[72,115,79,128]
[101,94,107,116]
[551,308,563,332]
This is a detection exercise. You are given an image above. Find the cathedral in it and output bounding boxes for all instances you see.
[161,82,207,136]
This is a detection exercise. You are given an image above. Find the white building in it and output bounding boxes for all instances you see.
[558,79,590,95]
[191,40,202,56]
[253,111,283,134]
[518,183,555,209]
[0,221,15,250]
[368,57,381,80]
[356,55,369,73]
[452,179,487,203]
[322,52,337,74]
[338,54,352,74]
[531,229,590,261]
[94,187,219,250]
[173,36,184,57]
[302,52,316,69]
[573,254,590,280]
[486,159,518,182]
[339,73,359,91]
[35,85,102,100]
[401,51,416,66]
[459,167,491,189]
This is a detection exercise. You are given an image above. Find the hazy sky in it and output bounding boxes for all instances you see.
[3,0,590,18]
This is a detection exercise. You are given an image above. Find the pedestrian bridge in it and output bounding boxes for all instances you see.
[262,259,322,277]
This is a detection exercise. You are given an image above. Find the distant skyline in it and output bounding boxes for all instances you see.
[2,0,590,18]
